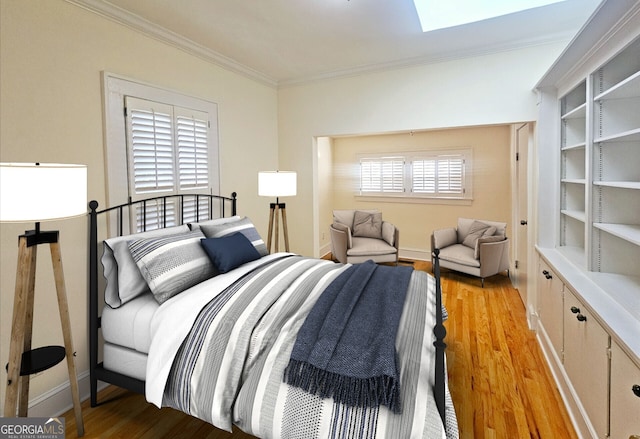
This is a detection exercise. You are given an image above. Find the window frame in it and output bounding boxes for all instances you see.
[356,148,473,204]
[103,72,220,233]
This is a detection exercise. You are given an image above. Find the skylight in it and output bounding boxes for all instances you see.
[412,0,569,32]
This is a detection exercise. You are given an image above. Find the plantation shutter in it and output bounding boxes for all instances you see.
[126,97,175,195]
[437,157,464,194]
[412,155,465,196]
[360,157,404,193]
[175,107,209,190]
[125,97,213,229]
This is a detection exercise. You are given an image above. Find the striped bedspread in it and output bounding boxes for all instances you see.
[145,254,458,439]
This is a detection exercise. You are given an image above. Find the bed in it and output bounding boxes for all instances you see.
[88,193,458,438]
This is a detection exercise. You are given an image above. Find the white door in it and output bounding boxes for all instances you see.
[514,123,530,305]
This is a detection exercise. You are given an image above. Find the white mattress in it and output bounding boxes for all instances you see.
[101,292,158,354]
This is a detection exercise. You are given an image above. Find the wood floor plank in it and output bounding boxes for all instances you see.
[63,261,576,438]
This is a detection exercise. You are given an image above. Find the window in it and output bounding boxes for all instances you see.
[358,149,472,201]
[104,73,220,233]
[360,157,404,193]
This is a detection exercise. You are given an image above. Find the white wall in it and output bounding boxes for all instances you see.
[278,43,569,257]
[0,0,278,413]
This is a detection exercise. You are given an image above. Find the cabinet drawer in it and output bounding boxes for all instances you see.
[563,289,609,439]
[610,341,640,439]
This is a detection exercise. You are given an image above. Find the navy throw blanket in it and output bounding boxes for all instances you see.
[283,260,413,413]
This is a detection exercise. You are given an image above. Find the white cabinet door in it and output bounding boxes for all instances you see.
[563,289,609,439]
[610,341,640,439]
[537,259,564,360]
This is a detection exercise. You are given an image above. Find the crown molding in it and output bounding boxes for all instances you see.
[279,32,575,88]
[65,0,278,88]
[66,0,580,90]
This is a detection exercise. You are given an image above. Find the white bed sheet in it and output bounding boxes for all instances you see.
[101,292,158,354]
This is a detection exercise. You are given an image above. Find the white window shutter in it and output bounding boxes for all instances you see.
[412,159,436,193]
[438,157,464,194]
[360,158,404,193]
[175,107,209,190]
[125,97,176,195]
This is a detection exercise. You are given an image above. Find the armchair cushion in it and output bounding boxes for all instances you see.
[348,237,397,257]
[462,220,497,249]
[352,210,382,239]
[438,244,480,268]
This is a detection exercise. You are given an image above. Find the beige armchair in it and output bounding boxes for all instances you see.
[330,209,399,265]
[431,217,509,287]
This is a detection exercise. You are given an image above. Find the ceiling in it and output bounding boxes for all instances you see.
[71,0,602,87]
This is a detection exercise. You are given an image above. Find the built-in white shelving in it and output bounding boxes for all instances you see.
[535,4,640,437]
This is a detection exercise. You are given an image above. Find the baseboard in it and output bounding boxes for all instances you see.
[399,247,430,261]
[319,242,331,259]
[28,370,108,417]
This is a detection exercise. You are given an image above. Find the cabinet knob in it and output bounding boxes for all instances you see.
[542,270,549,275]
[576,314,587,322]
[633,384,640,397]
[520,220,528,225]
[570,306,580,314]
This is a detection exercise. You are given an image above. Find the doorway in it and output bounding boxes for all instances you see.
[513,123,531,306]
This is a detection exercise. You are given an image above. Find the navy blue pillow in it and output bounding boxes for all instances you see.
[201,232,261,273]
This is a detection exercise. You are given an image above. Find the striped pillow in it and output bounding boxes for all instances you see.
[199,217,268,256]
[128,229,217,304]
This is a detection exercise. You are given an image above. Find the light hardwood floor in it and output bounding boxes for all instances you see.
[63,261,576,438]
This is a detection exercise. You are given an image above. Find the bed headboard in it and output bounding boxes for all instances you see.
[87,192,237,406]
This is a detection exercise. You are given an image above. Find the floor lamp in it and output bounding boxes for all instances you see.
[258,171,296,253]
[0,163,86,437]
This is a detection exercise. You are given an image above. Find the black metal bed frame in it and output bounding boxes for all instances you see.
[87,192,448,428]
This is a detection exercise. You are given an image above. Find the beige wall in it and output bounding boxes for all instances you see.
[278,42,569,258]
[0,0,278,412]
[331,126,513,259]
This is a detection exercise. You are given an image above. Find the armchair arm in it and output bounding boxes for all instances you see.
[381,221,397,247]
[330,224,350,264]
[478,237,510,278]
[431,227,457,250]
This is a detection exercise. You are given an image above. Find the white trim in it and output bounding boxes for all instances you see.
[102,72,220,224]
[399,247,430,262]
[65,0,576,89]
[66,0,277,87]
[27,371,109,418]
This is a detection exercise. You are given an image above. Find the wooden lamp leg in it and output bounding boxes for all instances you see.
[50,242,84,437]
[280,204,290,252]
[4,236,35,418]
[266,204,275,253]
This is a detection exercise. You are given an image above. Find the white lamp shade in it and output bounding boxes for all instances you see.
[0,163,88,222]
[258,171,297,197]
